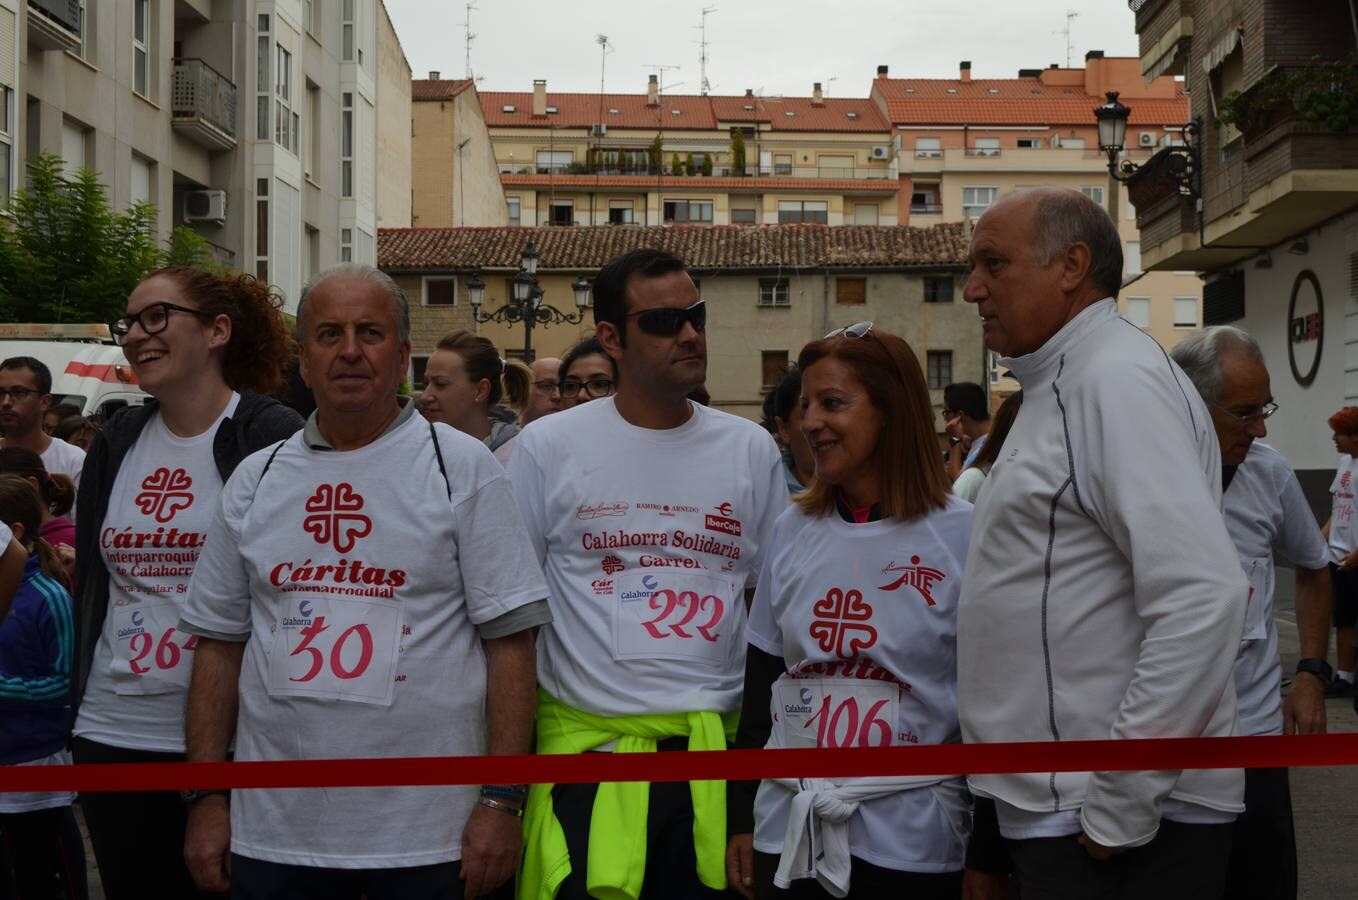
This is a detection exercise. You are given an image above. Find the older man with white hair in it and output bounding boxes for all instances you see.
[957,188,1247,899]
[1171,325,1331,900]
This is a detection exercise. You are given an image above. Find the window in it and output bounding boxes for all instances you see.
[973,138,1000,156]
[608,201,634,225]
[761,351,788,391]
[1059,137,1085,149]
[133,0,150,96]
[924,276,953,303]
[777,200,828,224]
[306,225,320,283]
[341,92,353,197]
[853,204,879,225]
[506,197,521,226]
[255,178,269,282]
[1174,297,1198,328]
[304,0,316,33]
[1080,185,1106,207]
[340,227,353,263]
[60,120,87,179]
[549,201,574,226]
[411,355,429,390]
[1125,241,1142,275]
[423,277,457,306]
[342,0,355,61]
[535,150,572,173]
[911,186,940,214]
[773,154,793,175]
[256,16,270,141]
[0,84,13,202]
[1125,297,1150,328]
[130,155,152,207]
[663,200,713,224]
[305,81,320,180]
[275,45,295,153]
[926,351,952,389]
[914,137,941,158]
[1017,138,1042,149]
[962,186,996,219]
[836,277,866,305]
[758,279,790,307]
[731,207,757,224]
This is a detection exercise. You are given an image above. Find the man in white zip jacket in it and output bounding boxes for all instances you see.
[957,188,1247,898]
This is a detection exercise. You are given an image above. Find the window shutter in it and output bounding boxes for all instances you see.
[0,7,15,88]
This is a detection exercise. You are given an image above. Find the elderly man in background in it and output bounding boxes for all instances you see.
[521,357,563,426]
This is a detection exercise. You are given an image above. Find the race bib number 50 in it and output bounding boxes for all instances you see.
[611,570,735,665]
[267,596,402,706]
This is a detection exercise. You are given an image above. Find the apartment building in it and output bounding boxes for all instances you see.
[1131,0,1358,503]
[409,73,505,228]
[378,223,975,421]
[3,0,410,311]
[871,54,1205,395]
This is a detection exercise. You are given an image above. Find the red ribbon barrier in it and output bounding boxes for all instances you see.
[7,734,1358,793]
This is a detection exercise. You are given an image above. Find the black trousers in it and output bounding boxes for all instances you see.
[1225,768,1296,900]
[72,737,224,900]
[1006,820,1233,900]
[0,806,88,900]
[230,855,512,900]
[752,850,962,900]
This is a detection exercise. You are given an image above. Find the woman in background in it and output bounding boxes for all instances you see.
[417,330,533,464]
[952,391,1023,503]
[557,337,618,409]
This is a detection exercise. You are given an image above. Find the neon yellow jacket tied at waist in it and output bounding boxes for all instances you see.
[518,690,739,900]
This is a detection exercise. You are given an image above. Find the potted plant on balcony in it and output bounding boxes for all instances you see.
[1218,55,1358,135]
[730,129,747,176]
[672,152,684,175]
[685,153,697,176]
[650,136,663,174]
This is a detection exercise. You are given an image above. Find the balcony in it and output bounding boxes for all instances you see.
[910,203,943,215]
[172,59,238,151]
[498,162,896,181]
[897,146,1138,175]
[1133,0,1193,81]
[27,0,81,53]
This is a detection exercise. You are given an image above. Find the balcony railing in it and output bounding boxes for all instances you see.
[910,203,943,214]
[500,162,894,181]
[963,148,1003,157]
[172,58,237,151]
[27,0,80,52]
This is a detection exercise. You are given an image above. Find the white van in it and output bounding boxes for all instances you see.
[0,324,150,421]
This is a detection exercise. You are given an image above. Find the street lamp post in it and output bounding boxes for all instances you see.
[1094,90,1202,223]
[466,240,592,363]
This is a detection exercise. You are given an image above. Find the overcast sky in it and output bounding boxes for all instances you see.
[383,0,1141,98]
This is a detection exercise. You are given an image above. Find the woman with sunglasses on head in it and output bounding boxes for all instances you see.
[70,267,303,900]
[727,322,974,900]
[557,336,618,408]
[418,330,533,464]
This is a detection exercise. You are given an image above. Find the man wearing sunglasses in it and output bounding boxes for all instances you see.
[0,357,86,495]
[509,248,787,900]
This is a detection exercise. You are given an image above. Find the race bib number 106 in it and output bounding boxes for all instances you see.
[267,596,402,707]
[773,678,903,749]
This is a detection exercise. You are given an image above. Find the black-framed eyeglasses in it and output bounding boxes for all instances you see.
[1213,400,1278,426]
[560,377,616,400]
[110,302,216,345]
[824,320,874,340]
[0,387,40,402]
[532,380,560,394]
[627,300,706,336]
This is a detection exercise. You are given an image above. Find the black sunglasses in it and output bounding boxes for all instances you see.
[627,300,706,336]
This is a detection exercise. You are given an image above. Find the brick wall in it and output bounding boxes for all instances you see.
[393,274,477,356]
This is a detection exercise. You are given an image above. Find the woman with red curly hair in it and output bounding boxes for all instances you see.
[69,267,304,898]
[1323,406,1358,698]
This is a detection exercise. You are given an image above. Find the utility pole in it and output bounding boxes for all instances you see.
[695,7,717,95]
[460,1,478,79]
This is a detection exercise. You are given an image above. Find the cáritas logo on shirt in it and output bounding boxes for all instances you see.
[268,484,407,597]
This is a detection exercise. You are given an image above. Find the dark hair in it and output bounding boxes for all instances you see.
[140,266,295,395]
[559,337,618,382]
[771,365,802,423]
[0,447,75,517]
[794,329,952,520]
[52,416,94,445]
[967,391,1023,472]
[0,474,70,591]
[46,403,82,422]
[943,382,989,422]
[434,331,532,411]
[0,357,53,395]
[591,248,688,340]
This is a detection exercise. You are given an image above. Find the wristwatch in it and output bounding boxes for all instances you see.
[1295,658,1333,684]
[179,789,230,806]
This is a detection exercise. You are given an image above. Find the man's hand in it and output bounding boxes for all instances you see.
[1340,549,1358,573]
[961,868,1009,900]
[1076,832,1125,862]
[726,833,756,900]
[460,802,522,899]
[1284,671,1327,734]
[184,796,232,892]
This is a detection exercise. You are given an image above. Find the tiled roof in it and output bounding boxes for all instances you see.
[875,78,1188,126]
[379,224,970,272]
[498,174,899,192]
[710,96,891,132]
[479,91,890,132]
[412,78,475,101]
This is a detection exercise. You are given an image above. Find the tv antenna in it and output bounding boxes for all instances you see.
[644,64,682,97]
[1054,9,1079,68]
[460,1,477,79]
[596,35,612,135]
[694,7,717,95]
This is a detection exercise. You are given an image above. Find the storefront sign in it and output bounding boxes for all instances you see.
[1287,270,1323,387]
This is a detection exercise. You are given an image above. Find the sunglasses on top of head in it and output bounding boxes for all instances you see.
[626,300,706,336]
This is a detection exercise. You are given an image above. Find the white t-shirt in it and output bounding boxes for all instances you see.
[73,394,241,752]
[1225,443,1330,737]
[179,413,547,869]
[0,523,11,550]
[508,397,787,718]
[41,436,85,493]
[1330,454,1357,564]
[0,750,75,813]
[952,467,986,503]
[746,500,972,873]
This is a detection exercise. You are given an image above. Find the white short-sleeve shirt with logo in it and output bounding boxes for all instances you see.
[73,394,241,752]
[1330,454,1358,564]
[179,414,548,869]
[746,499,972,873]
[508,397,787,718]
[1224,443,1330,737]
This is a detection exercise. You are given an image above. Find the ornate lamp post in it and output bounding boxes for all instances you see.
[1094,90,1202,222]
[466,240,592,363]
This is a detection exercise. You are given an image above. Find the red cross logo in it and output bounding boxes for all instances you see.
[809,588,877,658]
[303,483,372,553]
[602,555,624,575]
[135,468,194,523]
[878,556,946,607]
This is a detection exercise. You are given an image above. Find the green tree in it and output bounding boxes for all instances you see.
[649,135,664,174]
[701,154,713,177]
[730,128,747,176]
[0,153,220,324]
[672,152,684,175]
[685,152,696,176]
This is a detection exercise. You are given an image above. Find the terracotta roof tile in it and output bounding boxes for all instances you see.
[481,92,718,129]
[876,77,1188,126]
[412,79,475,101]
[498,174,899,192]
[710,96,891,132]
[379,224,970,272]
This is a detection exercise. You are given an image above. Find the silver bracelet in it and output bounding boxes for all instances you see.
[477,795,524,818]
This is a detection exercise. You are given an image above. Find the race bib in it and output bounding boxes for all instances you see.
[773,678,905,749]
[266,595,402,707]
[1241,557,1271,643]
[611,569,736,665]
[109,600,198,695]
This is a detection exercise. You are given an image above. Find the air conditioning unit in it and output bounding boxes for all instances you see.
[183,190,227,224]
[870,145,891,160]
[1139,132,1156,147]
[1050,134,1061,147]
[591,123,607,136]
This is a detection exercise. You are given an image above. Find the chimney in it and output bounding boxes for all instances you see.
[532,79,547,117]
[428,70,440,80]
[812,82,824,106]
[876,64,889,77]
[960,61,972,83]
[1085,50,1105,60]
[745,88,754,98]
[647,74,659,107]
